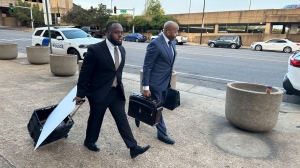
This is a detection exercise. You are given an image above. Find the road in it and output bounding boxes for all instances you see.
[1,29,299,104]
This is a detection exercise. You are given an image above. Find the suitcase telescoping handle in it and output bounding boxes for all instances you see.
[66,99,85,124]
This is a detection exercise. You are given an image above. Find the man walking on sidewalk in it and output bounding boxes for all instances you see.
[142,21,179,145]
[73,21,150,158]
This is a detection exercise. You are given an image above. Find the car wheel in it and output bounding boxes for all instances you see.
[135,39,139,42]
[68,48,80,63]
[283,46,292,53]
[151,38,154,41]
[231,44,237,49]
[179,42,183,45]
[255,45,262,51]
[175,39,179,45]
[123,37,126,41]
[35,44,41,46]
[209,43,215,48]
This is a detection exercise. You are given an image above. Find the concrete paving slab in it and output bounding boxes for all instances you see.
[0,54,299,168]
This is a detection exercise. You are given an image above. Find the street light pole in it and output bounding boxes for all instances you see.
[246,0,251,33]
[45,0,52,54]
[133,7,135,33]
[188,0,191,33]
[199,0,205,45]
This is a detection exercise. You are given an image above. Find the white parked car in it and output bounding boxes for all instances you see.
[250,38,300,53]
[32,27,103,60]
[150,32,188,45]
[283,51,300,96]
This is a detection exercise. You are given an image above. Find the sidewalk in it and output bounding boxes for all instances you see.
[0,26,33,32]
[0,53,299,168]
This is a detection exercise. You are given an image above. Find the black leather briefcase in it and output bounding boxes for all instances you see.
[128,92,163,126]
[163,88,180,111]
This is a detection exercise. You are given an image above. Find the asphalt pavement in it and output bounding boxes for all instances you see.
[0,53,300,168]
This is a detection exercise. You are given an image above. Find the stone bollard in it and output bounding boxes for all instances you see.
[139,69,177,93]
[0,43,18,60]
[50,54,77,76]
[225,82,283,132]
[78,60,83,73]
[26,46,50,64]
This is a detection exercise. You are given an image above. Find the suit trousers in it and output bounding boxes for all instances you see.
[85,87,137,148]
[150,88,169,138]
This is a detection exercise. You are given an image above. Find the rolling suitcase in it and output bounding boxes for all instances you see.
[128,92,163,126]
[27,104,75,147]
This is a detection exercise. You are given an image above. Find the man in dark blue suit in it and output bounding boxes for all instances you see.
[142,21,179,144]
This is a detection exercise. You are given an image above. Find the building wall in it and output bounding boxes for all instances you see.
[172,9,300,25]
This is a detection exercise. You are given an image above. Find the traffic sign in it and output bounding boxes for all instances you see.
[120,10,127,14]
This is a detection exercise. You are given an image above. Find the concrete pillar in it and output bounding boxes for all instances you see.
[214,24,219,34]
[78,60,83,73]
[0,11,3,26]
[281,25,286,34]
[265,23,272,34]
[289,24,299,34]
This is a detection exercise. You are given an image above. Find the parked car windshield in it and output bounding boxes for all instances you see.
[61,30,89,39]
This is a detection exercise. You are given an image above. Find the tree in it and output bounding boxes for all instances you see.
[9,0,44,27]
[106,14,128,28]
[129,16,150,33]
[61,3,111,28]
[61,4,90,27]
[150,14,178,30]
[143,0,164,16]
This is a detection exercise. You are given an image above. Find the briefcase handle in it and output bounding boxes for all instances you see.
[132,92,153,100]
[131,92,161,104]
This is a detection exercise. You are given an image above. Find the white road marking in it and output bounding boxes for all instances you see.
[125,63,284,89]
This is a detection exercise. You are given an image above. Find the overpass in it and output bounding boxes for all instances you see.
[170,9,300,45]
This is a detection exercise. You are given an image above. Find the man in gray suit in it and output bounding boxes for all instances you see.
[142,21,179,144]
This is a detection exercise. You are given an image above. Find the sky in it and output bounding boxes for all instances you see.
[72,0,300,15]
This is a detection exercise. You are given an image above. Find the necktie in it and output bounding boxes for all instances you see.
[112,46,119,87]
[168,41,174,62]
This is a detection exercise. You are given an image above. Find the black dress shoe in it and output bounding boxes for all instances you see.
[84,141,100,152]
[158,136,175,144]
[130,145,151,159]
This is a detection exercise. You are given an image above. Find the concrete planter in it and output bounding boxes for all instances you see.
[0,43,18,60]
[78,60,83,73]
[26,46,50,64]
[225,82,283,132]
[139,69,177,93]
[50,54,77,76]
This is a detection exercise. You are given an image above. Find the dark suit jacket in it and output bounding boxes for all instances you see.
[76,40,126,103]
[142,34,177,91]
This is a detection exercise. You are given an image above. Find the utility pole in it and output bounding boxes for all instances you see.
[199,0,205,45]
[246,0,251,33]
[133,7,135,33]
[45,0,52,54]
[188,0,191,33]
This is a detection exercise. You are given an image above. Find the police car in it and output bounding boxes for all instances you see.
[31,26,103,60]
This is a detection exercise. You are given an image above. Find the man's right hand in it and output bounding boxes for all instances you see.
[143,90,151,97]
[73,97,85,105]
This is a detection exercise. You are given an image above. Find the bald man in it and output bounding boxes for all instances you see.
[142,21,179,145]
